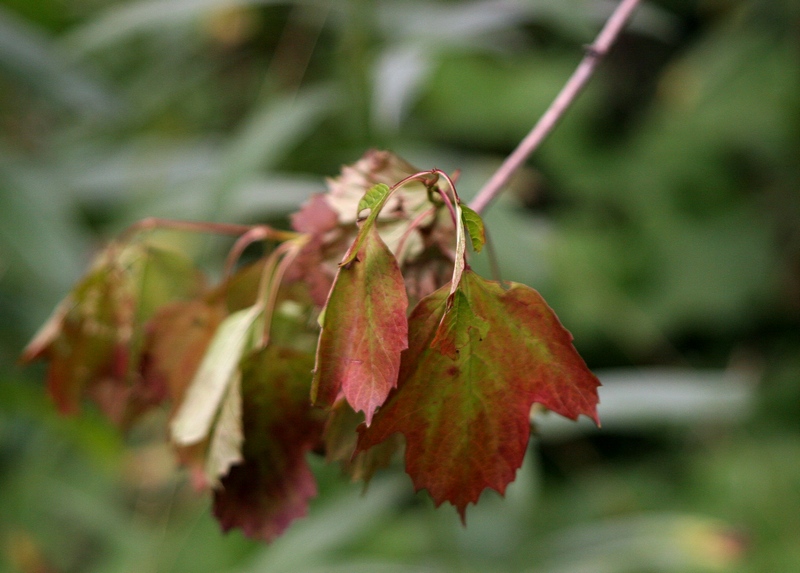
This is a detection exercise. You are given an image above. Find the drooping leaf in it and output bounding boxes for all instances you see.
[213,346,324,542]
[171,304,262,446]
[311,225,409,425]
[357,270,600,520]
[20,240,204,424]
[205,370,244,486]
[460,204,486,253]
[141,299,227,411]
[20,259,133,416]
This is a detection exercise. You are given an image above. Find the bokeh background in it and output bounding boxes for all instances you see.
[1,0,799,571]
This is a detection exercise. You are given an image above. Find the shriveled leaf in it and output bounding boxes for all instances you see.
[311,225,408,425]
[357,270,600,520]
[205,370,244,486]
[325,150,434,225]
[460,204,486,253]
[448,195,468,296]
[213,346,324,542]
[21,240,205,424]
[171,304,262,446]
[121,242,205,322]
[21,259,134,415]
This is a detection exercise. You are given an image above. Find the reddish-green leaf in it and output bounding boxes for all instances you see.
[20,241,204,424]
[141,299,226,410]
[357,270,600,520]
[311,225,408,425]
[21,260,134,417]
[213,346,324,542]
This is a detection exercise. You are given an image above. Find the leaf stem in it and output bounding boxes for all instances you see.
[468,0,641,214]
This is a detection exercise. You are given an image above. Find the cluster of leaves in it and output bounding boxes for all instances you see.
[22,150,600,541]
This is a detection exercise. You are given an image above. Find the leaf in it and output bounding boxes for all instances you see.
[312,225,409,425]
[356,183,391,220]
[20,240,205,424]
[205,370,244,486]
[213,346,324,542]
[290,193,339,235]
[140,299,227,410]
[356,270,600,520]
[460,204,486,253]
[20,257,134,416]
[341,183,394,267]
[170,304,262,446]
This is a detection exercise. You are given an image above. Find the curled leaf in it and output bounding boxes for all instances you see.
[460,204,486,253]
[171,304,262,446]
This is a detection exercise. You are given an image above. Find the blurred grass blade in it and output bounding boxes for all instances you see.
[207,85,340,219]
[534,367,756,439]
[61,0,326,59]
[238,476,408,573]
[533,513,744,573]
[0,6,116,114]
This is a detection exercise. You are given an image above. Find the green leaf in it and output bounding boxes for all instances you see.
[312,225,409,425]
[357,270,600,520]
[341,183,393,267]
[356,182,391,220]
[460,204,486,253]
[170,304,262,446]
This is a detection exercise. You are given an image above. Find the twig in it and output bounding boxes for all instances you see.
[469,0,641,214]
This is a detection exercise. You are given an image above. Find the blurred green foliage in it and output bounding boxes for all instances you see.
[1,0,799,571]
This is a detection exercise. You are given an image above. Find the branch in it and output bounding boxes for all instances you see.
[469,0,642,214]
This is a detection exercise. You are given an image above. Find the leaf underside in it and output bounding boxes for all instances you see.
[357,270,600,520]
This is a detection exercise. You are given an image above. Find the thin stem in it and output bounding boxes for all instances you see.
[121,217,257,242]
[223,226,277,280]
[469,0,641,214]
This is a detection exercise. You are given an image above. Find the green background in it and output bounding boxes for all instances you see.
[1,0,799,571]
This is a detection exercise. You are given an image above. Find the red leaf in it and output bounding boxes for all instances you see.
[357,270,600,520]
[311,225,408,425]
[291,193,339,234]
[213,346,324,542]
